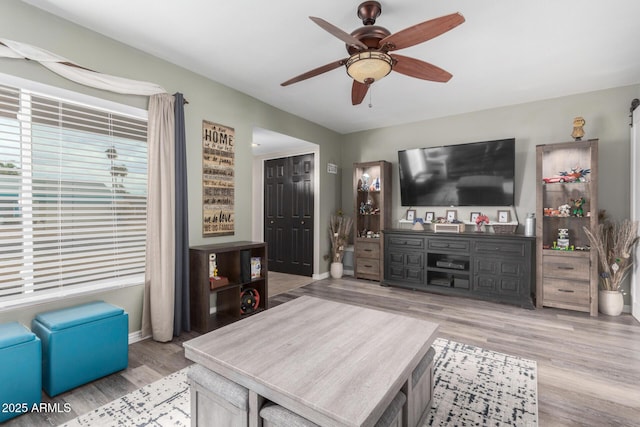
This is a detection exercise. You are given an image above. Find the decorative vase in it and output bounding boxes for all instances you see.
[598,290,624,316]
[475,223,484,232]
[330,262,344,279]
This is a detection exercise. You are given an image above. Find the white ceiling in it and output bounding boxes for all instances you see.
[21,0,640,136]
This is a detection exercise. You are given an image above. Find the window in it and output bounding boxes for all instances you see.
[0,76,148,308]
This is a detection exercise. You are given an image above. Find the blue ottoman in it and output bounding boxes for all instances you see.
[31,301,128,397]
[0,322,41,422]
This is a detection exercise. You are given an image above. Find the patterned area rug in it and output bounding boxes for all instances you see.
[61,338,537,426]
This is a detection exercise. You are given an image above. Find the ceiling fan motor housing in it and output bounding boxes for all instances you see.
[358,1,382,25]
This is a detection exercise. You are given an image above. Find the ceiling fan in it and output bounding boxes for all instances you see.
[281,1,465,105]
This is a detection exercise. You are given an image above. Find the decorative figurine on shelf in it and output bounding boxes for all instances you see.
[565,166,591,182]
[208,253,229,288]
[361,173,370,192]
[572,196,586,217]
[374,176,380,191]
[475,214,490,232]
[412,218,424,231]
[557,228,570,250]
[558,204,571,217]
[543,166,590,184]
[571,116,586,141]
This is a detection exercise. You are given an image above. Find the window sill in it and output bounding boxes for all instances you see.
[0,276,144,313]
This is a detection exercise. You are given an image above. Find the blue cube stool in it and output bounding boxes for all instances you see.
[0,322,41,423]
[31,301,128,397]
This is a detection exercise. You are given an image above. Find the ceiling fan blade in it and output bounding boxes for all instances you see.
[391,54,452,82]
[380,12,465,51]
[281,58,347,86]
[309,16,368,50]
[351,80,369,105]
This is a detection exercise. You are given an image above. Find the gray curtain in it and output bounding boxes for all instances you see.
[173,92,190,336]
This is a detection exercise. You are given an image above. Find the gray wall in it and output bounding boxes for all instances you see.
[0,0,342,332]
[341,84,640,301]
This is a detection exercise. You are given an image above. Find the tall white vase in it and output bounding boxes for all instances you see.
[330,262,344,279]
[598,290,624,316]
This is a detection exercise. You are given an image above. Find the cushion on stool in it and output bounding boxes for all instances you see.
[412,346,436,387]
[34,301,124,330]
[188,364,249,410]
[260,403,319,427]
[374,391,406,427]
[0,322,41,423]
[0,321,36,348]
[188,364,250,426]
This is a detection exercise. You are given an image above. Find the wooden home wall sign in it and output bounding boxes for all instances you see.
[202,120,235,237]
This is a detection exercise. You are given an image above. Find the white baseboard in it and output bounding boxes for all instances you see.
[128,330,149,344]
[313,272,330,280]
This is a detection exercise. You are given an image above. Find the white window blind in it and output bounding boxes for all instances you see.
[0,81,148,307]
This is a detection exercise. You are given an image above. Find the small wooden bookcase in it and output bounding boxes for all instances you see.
[189,241,268,333]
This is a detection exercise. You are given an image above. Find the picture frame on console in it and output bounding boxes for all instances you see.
[446,210,457,222]
[425,212,435,222]
[497,210,511,223]
[470,212,481,223]
[406,209,416,222]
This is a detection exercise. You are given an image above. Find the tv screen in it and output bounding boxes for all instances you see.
[398,138,515,206]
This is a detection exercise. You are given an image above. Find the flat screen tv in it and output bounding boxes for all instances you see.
[398,138,515,206]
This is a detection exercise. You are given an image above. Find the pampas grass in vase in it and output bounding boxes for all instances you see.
[583,215,639,292]
[329,213,353,263]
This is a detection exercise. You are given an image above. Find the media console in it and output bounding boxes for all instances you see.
[383,229,535,308]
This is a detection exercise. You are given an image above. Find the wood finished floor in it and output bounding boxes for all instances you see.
[6,276,640,426]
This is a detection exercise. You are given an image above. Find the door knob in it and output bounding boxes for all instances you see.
[301,220,305,224]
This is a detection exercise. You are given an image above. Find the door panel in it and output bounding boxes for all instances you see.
[264,154,314,276]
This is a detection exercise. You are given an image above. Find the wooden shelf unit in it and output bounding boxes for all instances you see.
[536,139,599,316]
[189,241,268,333]
[353,160,392,281]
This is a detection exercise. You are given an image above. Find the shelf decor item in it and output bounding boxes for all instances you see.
[583,217,639,315]
[497,210,511,223]
[474,214,489,232]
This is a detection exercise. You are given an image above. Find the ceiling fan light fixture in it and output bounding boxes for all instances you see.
[346,51,392,84]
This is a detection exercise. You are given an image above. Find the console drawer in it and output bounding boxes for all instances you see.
[387,236,424,249]
[473,240,526,257]
[428,238,469,253]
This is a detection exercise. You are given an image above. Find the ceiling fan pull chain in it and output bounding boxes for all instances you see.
[368,86,373,108]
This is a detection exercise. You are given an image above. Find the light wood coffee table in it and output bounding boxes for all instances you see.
[184,296,439,426]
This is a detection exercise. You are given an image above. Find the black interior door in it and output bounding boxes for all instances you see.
[264,154,314,276]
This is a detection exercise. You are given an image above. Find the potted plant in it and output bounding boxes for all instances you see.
[328,211,353,279]
[583,214,639,315]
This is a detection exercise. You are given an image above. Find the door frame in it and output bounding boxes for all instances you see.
[631,106,639,322]
[252,147,321,279]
